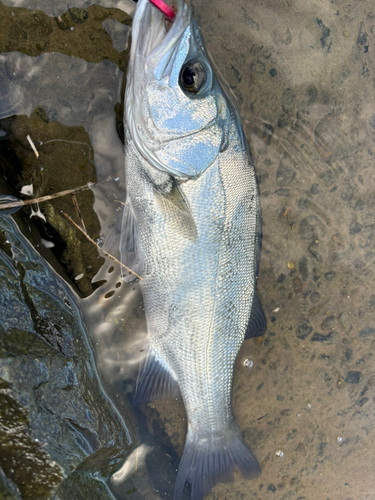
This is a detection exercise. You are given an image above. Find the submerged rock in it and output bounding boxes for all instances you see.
[0,214,134,499]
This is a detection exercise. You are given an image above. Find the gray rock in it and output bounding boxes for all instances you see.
[354,199,364,211]
[0,215,134,499]
[369,114,375,130]
[276,161,296,186]
[359,326,375,337]
[308,241,323,262]
[0,467,22,500]
[316,18,332,53]
[250,59,266,75]
[277,112,289,128]
[321,316,336,330]
[267,483,277,493]
[102,19,131,53]
[324,271,336,281]
[296,323,312,340]
[298,198,310,210]
[298,217,319,242]
[349,221,363,235]
[344,371,363,384]
[275,188,291,196]
[299,256,309,281]
[340,186,354,202]
[310,291,321,303]
[310,332,334,343]
[281,88,296,115]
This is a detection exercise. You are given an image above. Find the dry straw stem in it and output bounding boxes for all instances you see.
[72,193,86,233]
[0,175,116,210]
[62,212,143,281]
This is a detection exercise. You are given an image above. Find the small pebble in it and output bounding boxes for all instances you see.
[337,377,345,388]
[345,371,363,384]
[243,358,254,369]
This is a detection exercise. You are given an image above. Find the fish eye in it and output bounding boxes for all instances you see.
[179,60,206,94]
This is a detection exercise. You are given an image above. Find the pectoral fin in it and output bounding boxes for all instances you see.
[153,180,198,240]
[120,200,144,282]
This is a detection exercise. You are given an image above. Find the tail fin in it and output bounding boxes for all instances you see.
[174,429,261,500]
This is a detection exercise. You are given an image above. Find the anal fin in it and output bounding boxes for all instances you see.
[133,350,179,406]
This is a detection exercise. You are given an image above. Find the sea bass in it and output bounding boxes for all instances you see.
[122,0,266,498]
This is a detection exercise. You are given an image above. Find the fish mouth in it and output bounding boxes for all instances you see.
[129,0,190,73]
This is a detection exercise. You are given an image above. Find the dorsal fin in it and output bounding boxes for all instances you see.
[245,177,267,339]
[245,290,267,339]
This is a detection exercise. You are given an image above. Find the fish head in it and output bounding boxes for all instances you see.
[126,0,232,180]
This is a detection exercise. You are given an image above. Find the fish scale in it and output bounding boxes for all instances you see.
[122,0,266,498]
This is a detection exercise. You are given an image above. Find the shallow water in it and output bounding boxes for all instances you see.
[0,0,375,499]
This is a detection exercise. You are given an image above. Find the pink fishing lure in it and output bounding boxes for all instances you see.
[149,0,176,21]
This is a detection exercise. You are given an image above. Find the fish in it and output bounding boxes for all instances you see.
[121,0,267,498]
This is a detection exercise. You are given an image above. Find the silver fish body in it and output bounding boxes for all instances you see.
[122,1,266,498]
